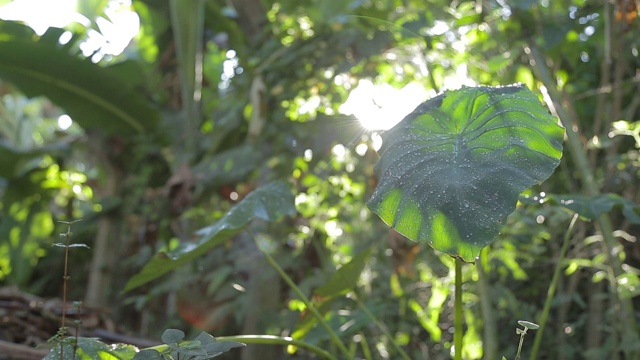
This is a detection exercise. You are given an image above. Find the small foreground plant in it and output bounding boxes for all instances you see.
[44,220,244,360]
[47,219,89,360]
[132,329,245,360]
[500,320,540,360]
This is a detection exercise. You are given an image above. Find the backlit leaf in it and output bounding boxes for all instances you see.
[368,85,564,262]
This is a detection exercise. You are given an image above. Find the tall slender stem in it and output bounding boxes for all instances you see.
[218,335,338,360]
[530,214,579,360]
[454,257,463,360]
[354,295,412,360]
[61,223,70,334]
[515,330,526,360]
[254,235,351,358]
[60,223,70,360]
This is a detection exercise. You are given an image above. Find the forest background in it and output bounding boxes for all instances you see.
[0,0,639,359]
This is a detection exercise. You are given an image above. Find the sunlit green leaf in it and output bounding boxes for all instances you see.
[617,273,640,299]
[409,298,442,341]
[124,181,296,292]
[368,85,564,262]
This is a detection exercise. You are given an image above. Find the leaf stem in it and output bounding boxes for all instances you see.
[255,236,352,359]
[358,331,373,360]
[61,223,70,336]
[515,329,526,360]
[454,257,463,360]
[529,214,579,359]
[217,335,338,360]
[353,295,412,360]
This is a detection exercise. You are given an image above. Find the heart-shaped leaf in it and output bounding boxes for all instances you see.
[367,85,564,262]
[162,329,186,345]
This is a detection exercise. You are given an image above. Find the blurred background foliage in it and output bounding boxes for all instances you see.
[0,0,639,359]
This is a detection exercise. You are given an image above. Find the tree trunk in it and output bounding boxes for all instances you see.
[585,279,604,360]
[85,151,121,308]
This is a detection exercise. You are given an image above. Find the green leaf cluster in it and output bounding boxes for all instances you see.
[133,329,245,360]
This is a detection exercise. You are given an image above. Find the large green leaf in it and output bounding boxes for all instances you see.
[367,85,564,262]
[0,37,160,135]
[124,181,296,292]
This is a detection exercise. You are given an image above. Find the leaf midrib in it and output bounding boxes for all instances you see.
[0,58,144,133]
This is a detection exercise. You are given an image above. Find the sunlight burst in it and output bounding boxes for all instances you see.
[339,80,431,131]
[0,0,85,35]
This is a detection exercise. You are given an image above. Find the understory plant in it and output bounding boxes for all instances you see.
[47,84,570,360]
[366,84,564,359]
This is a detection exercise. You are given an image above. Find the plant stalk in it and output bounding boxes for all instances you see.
[61,224,70,336]
[60,224,70,360]
[218,335,338,360]
[359,331,373,360]
[454,257,463,360]
[255,237,352,359]
[515,329,527,360]
[354,295,412,360]
[530,214,579,360]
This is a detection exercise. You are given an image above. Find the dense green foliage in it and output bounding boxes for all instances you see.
[1,0,640,359]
